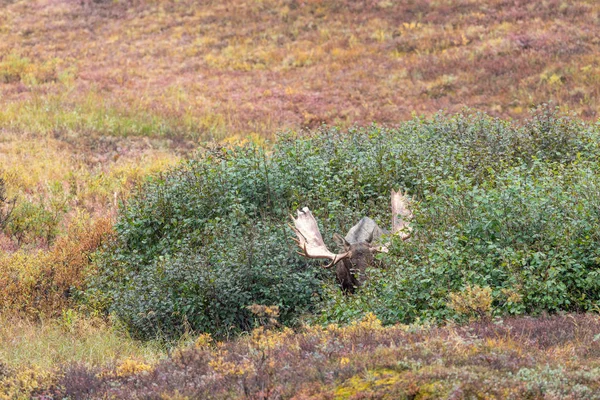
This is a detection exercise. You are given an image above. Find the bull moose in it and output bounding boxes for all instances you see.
[291,190,412,293]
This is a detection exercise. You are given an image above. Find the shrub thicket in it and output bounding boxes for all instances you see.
[321,163,600,325]
[89,107,600,339]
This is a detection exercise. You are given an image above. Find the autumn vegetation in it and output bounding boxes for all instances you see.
[1,0,600,141]
[1,0,600,398]
[48,313,600,399]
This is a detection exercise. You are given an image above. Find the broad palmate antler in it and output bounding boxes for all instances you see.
[391,188,413,240]
[290,207,350,268]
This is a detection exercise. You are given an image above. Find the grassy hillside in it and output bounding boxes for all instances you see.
[1,0,599,142]
[1,0,600,398]
[2,0,599,253]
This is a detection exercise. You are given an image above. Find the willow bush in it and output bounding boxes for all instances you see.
[88,107,600,339]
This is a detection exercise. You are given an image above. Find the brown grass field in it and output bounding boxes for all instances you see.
[23,313,600,399]
[1,0,600,142]
[1,0,600,398]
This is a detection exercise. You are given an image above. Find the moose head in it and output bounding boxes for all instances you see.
[291,190,412,293]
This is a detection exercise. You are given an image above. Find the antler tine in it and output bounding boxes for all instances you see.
[322,255,340,269]
[290,207,350,268]
[293,236,337,268]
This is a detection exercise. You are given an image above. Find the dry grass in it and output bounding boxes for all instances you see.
[1,0,599,142]
[0,130,180,318]
[0,314,162,372]
[0,313,164,400]
[0,130,180,248]
[45,313,600,399]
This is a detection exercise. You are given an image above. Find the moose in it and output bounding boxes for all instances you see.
[291,190,412,293]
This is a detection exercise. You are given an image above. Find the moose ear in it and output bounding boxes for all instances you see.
[333,233,351,251]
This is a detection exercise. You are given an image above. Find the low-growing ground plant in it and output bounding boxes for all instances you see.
[2,0,600,140]
[448,284,493,321]
[0,178,15,231]
[46,313,600,399]
[0,214,113,316]
[0,312,164,400]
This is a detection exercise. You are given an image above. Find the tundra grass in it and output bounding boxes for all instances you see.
[0,314,163,372]
[1,0,599,141]
[0,313,165,400]
[46,313,600,399]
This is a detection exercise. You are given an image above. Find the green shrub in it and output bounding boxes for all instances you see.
[89,107,600,339]
[318,161,600,325]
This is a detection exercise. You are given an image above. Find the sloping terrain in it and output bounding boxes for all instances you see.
[1,0,599,141]
[47,314,600,399]
[1,1,600,399]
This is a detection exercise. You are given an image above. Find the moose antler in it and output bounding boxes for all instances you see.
[290,207,351,268]
[391,189,413,240]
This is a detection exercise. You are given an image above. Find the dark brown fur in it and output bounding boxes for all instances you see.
[334,238,375,294]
